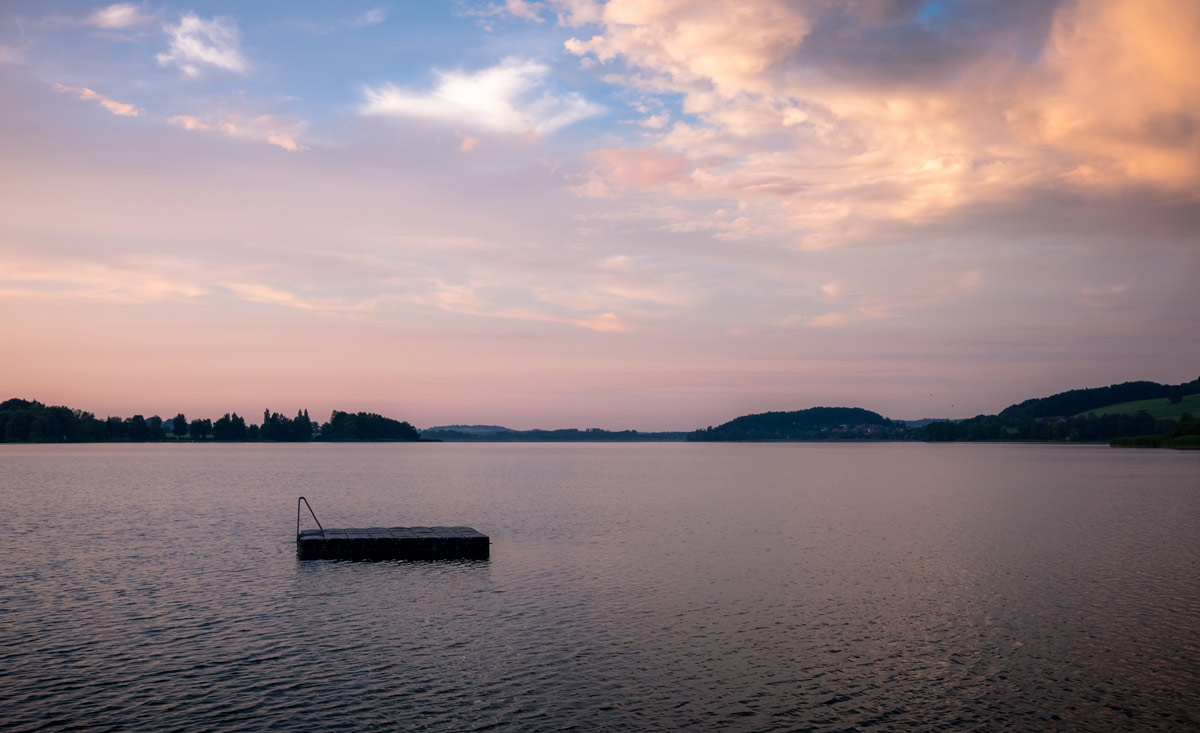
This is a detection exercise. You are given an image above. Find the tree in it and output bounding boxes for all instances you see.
[319,410,420,441]
[212,412,248,441]
[188,418,212,439]
[292,409,313,441]
[124,414,150,441]
[260,408,311,441]
[105,416,125,440]
[147,415,164,440]
[172,413,187,438]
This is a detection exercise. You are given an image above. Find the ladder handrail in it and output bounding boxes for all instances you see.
[297,496,325,540]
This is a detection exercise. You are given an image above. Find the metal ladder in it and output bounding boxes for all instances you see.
[296,496,326,540]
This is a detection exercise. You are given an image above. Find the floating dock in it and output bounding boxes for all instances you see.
[296,498,489,561]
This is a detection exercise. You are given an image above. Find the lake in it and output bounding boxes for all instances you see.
[1,443,1198,730]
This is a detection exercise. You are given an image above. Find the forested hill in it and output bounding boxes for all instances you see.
[997,378,1200,420]
[687,407,902,441]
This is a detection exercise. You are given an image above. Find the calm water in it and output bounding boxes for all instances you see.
[1,443,1198,731]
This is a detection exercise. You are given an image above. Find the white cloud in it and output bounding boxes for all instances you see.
[639,111,669,129]
[345,7,387,28]
[481,0,602,27]
[157,13,247,77]
[362,58,600,136]
[549,0,602,26]
[87,3,154,29]
[503,0,545,23]
[53,83,142,117]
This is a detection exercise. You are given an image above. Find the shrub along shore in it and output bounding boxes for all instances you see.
[1110,413,1200,449]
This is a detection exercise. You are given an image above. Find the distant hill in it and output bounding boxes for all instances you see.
[421,426,686,441]
[424,425,514,436]
[687,406,904,441]
[895,418,953,428]
[924,376,1200,442]
[997,378,1200,421]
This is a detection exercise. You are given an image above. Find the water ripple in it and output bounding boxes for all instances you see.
[1,443,1198,730]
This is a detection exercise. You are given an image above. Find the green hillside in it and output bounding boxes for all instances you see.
[1074,392,1200,421]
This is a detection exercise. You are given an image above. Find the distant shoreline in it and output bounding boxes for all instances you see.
[4,377,1197,446]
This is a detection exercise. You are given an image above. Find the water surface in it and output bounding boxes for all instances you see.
[1,443,1198,730]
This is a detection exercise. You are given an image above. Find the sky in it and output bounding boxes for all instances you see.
[0,0,1197,430]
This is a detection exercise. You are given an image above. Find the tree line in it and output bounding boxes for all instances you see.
[422,427,687,442]
[923,410,1163,442]
[923,377,1200,442]
[0,399,419,443]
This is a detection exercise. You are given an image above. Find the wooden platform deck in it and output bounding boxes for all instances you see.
[296,526,490,561]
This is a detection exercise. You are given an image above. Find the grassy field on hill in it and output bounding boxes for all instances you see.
[1074,392,1200,421]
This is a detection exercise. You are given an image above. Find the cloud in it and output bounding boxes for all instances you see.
[502,0,545,23]
[345,7,387,28]
[396,275,641,333]
[225,283,379,316]
[565,0,1200,249]
[157,13,247,77]
[0,256,206,303]
[475,0,602,26]
[168,112,304,151]
[639,111,669,129]
[87,3,154,29]
[573,312,626,332]
[53,83,142,117]
[459,135,480,152]
[549,0,603,26]
[362,58,601,136]
[0,44,23,64]
[574,146,690,196]
[775,267,984,329]
[807,312,851,328]
[1076,284,1128,309]
[565,0,810,95]
[1010,0,1200,188]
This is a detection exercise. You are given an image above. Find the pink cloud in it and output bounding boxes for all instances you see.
[168,112,304,151]
[576,147,690,196]
[87,3,154,29]
[53,83,142,117]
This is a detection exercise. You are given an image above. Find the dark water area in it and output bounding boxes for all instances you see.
[1,443,1198,731]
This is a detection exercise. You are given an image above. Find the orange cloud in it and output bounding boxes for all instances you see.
[168,112,304,151]
[53,83,142,117]
[566,0,809,96]
[1012,0,1200,188]
[568,0,1200,248]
